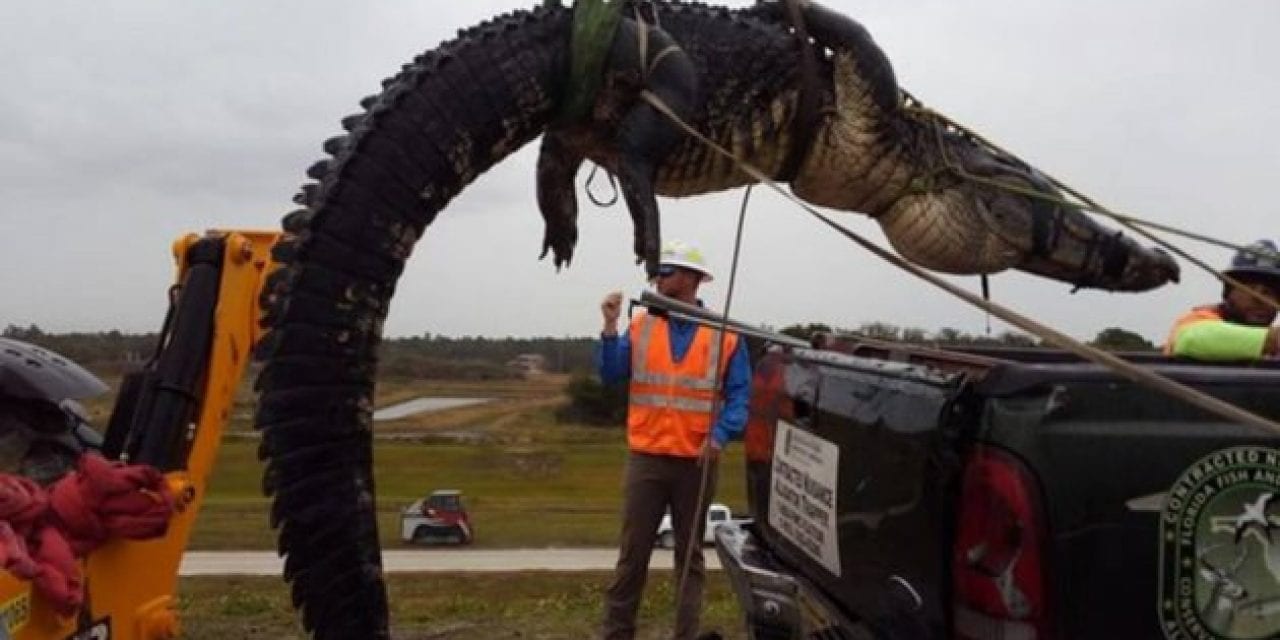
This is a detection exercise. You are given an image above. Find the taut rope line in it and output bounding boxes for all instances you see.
[675,184,754,615]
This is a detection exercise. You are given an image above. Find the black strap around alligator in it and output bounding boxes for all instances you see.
[776,0,822,183]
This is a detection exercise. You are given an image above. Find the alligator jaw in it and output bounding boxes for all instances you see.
[876,137,1180,293]
[1007,196,1182,292]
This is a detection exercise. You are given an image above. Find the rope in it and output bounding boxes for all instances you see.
[675,184,754,610]
[907,98,1280,313]
[639,89,1280,437]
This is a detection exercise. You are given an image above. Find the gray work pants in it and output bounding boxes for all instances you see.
[602,451,717,640]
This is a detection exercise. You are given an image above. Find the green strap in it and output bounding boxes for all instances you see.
[559,0,624,122]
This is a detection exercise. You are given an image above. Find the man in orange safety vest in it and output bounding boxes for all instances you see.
[597,240,751,640]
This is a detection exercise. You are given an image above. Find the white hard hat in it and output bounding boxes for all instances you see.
[659,239,714,282]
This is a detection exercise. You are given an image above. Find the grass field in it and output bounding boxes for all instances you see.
[181,374,747,550]
[89,373,755,637]
[179,570,748,639]
[195,424,747,550]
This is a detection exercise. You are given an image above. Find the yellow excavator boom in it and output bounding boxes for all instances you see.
[0,230,279,640]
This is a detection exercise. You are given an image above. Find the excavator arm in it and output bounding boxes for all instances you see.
[0,230,279,640]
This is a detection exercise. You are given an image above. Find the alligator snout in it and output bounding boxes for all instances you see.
[876,139,1180,293]
[1001,174,1182,292]
[1105,243,1181,291]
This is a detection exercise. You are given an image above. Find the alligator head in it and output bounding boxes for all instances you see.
[876,127,1181,291]
[775,2,1180,293]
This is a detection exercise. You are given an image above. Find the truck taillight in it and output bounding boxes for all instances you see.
[953,446,1051,640]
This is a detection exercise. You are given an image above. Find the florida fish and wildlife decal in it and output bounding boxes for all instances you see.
[1160,446,1280,639]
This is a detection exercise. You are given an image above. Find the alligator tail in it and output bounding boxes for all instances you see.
[252,6,570,638]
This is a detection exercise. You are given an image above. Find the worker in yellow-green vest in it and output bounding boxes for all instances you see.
[1164,239,1280,360]
[597,240,751,640]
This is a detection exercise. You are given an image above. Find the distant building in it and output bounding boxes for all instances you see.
[506,353,547,376]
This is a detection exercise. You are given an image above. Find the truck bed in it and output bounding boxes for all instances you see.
[720,338,1280,639]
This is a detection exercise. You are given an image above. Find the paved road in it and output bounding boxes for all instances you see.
[180,548,722,576]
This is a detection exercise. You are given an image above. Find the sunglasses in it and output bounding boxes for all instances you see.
[656,265,678,278]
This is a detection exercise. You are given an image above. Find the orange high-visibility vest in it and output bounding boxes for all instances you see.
[1163,305,1223,355]
[743,353,785,463]
[627,312,739,457]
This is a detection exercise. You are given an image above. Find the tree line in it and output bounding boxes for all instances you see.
[2,324,602,379]
[775,321,1156,351]
[2,320,1157,375]
[6,321,1158,426]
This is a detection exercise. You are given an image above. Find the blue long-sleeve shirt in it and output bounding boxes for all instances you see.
[596,313,752,448]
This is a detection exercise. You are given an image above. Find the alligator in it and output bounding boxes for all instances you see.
[252,2,1181,637]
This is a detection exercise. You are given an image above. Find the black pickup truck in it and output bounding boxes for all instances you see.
[715,336,1280,640]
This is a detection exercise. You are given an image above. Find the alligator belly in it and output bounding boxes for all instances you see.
[790,54,912,216]
[653,98,796,198]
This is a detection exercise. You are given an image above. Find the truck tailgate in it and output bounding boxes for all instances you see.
[977,363,1280,638]
[745,348,968,637]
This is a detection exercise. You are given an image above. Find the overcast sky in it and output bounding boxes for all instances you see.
[2,1,1276,343]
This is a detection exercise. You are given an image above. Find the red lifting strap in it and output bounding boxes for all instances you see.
[0,453,175,615]
[0,474,48,528]
[0,475,47,579]
[49,453,174,556]
[28,525,80,615]
[0,521,37,579]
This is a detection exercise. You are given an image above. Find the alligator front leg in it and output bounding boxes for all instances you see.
[608,22,698,279]
[536,129,585,269]
[616,104,677,278]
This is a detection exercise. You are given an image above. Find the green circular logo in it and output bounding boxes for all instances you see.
[1159,446,1280,639]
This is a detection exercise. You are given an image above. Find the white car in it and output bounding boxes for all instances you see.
[654,502,742,549]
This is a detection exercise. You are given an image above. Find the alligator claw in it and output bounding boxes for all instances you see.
[535,130,583,274]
